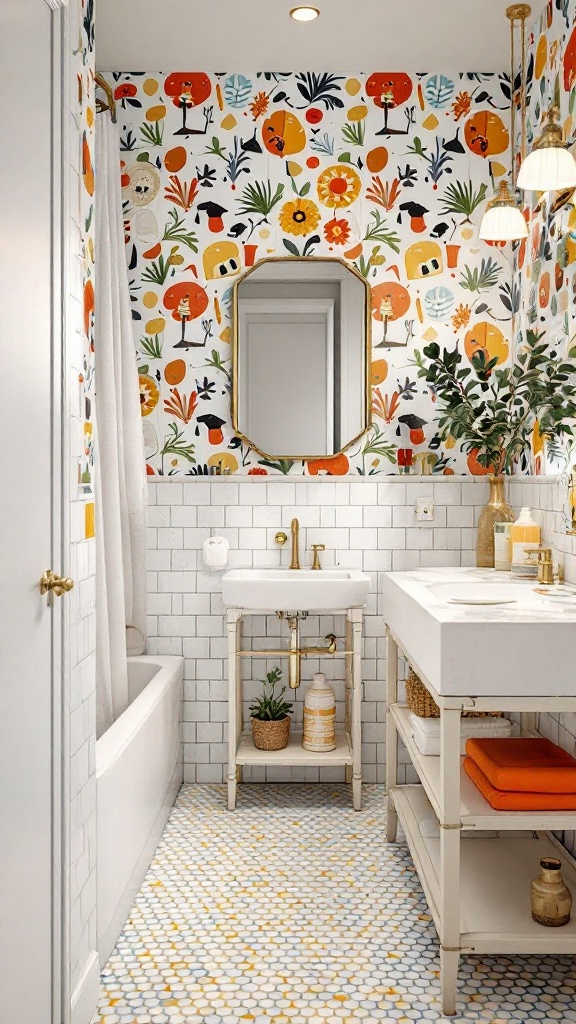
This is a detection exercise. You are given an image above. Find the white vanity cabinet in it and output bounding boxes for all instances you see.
[385,624,576,1017]
[225,606,364,812]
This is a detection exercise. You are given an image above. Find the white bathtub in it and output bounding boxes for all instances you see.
[96,655,183,963]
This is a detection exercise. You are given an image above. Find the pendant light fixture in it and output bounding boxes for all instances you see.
[517,105,576,190]
[479,4,530,241]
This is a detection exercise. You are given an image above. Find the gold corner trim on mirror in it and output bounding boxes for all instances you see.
[231,255,372,463]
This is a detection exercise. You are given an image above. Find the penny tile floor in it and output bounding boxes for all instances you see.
[93,784,576,1023]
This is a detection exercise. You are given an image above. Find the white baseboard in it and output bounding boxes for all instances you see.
[71,950,100,1024]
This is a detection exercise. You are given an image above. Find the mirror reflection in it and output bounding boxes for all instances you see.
[233,258,370,459]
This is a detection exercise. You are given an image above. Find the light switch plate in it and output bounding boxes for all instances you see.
[415,496,434,522]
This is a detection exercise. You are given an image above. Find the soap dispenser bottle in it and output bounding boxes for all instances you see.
[302,673,336,752]
[510,506,540,578]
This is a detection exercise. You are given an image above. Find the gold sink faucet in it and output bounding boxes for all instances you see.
[290,517,300,569]
[525,546,554,585]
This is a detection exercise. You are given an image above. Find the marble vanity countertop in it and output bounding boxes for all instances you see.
[382,567,576,699]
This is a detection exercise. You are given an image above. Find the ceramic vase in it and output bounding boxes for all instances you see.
[531,857,572,927]
[476,475,515,568]
[251,715,291,751]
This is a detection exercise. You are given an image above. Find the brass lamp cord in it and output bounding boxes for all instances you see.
[506,5,531,187]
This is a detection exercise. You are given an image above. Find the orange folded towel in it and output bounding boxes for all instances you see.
[465,737,576,794]
[463,757,576,810]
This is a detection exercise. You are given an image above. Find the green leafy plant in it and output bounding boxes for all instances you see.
[159,423,196,474]
[162,208,199,251]
[140,120,164,147]
[459,257,501,293]
[440,179,487,221]
[249,667,294,721]
[413,330,576,473]
[359,424,397,475]
[342,120,365,147]
[363,210,400,251]
[238,180,285,218]
[139,334,163,359]
[141,255,174,286]
[204,349,231,384]
[257,458,295,475]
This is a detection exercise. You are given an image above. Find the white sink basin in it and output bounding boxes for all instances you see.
[428,581,531,605]
[383,567,576,697]
[221,568,370,611]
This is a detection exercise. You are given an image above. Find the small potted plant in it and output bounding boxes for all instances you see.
[249,666,293,751]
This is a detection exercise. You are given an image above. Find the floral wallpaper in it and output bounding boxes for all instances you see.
[515,0,576,475]
[106,70,514,476]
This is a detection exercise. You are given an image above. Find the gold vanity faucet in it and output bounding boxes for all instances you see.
[290,517,300,570]
[524,546,554,585]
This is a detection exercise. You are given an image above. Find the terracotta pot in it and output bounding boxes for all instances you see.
[251,715,291,751]
[531,857,572,927]
[476,475,515,568]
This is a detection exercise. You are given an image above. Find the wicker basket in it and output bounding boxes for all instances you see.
[251,715,291,751]
[405,669,500,719]
[406,671,440,718]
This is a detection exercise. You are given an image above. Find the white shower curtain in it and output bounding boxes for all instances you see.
[95,113,148,738]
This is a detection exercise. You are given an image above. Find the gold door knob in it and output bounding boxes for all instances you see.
[40,570,75,597]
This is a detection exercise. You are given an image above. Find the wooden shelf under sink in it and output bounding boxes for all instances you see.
[236,729,353,767]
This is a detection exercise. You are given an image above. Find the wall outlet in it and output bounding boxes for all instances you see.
[415,496,434,522]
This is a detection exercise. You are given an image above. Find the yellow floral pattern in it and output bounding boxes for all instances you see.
[317,165,362,209]
[278,197,321,236]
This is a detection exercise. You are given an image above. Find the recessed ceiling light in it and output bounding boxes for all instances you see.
[290,6,320,21]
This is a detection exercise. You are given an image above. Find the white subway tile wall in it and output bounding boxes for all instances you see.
[147,476,491,786]
[508,477,576,859]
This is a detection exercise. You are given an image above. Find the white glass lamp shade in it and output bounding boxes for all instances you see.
[479,202,528,241]
[479,181,528,241]
[517,145,576,191]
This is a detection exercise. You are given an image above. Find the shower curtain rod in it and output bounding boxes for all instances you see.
[95,73,117,122]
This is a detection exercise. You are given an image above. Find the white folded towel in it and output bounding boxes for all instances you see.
[409,711,508,737]
[409,710,512,756]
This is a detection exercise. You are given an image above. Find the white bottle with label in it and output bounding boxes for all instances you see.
[302,673,336,752]
[510,507,541,578]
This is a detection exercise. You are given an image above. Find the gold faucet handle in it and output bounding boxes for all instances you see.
[311,543,325,570]
[275,531,288,545]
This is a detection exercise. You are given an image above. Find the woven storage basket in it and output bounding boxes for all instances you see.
[405,670,500,719]
[406,671,439,718]
[251,715,291,751]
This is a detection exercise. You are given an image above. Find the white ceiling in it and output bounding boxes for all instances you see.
[96,0,545,73]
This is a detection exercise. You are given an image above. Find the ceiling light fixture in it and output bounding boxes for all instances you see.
[290,6,320,21]
[479,4,530,242]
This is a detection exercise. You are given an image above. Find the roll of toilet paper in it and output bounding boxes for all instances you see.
[203,535,229,571]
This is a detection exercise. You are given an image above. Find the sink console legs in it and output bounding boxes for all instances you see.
[226,606,364,811]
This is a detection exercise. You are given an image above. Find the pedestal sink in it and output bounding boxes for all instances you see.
[221,567,370,611]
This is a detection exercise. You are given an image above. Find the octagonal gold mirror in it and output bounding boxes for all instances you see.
[232,257,371,461]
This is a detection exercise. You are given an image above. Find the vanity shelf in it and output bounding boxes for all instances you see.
[385,625,576,1017]
[391,702,576,832]
[236,729,353,767]
[393,784,576,956]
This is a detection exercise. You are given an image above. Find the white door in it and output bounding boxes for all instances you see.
[0,1,64,1021]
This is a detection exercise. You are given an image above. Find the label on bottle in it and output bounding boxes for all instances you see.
[511,540,539,577]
